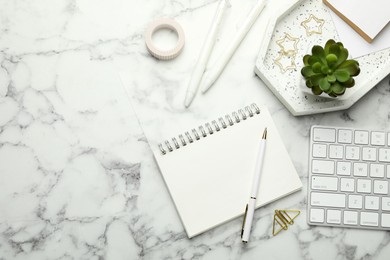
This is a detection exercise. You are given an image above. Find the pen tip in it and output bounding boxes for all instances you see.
[200,80,212,94]
[200,75,214,94]
[262,127,267,139]
[184,97,192,108]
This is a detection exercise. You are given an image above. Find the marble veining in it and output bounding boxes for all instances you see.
[0,0,390,259]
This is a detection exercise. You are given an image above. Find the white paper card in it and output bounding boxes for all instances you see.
[325,0,390,40]
[328,7,390,58]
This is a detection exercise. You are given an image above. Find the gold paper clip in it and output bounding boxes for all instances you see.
[272,209,300,236]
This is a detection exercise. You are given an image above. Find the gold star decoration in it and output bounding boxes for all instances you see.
[276,33,300,56]
[274,33,299,73]
[274,52,297,73]
[301,14,325,36]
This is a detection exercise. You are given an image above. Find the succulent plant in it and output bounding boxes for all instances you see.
[301,39,360,97]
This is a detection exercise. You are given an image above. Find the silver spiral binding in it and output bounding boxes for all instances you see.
[239,109,246,120]
[233,112,240,123]
[245,106,254,117]
[206,123,213,134]
[219,117,227,128]
[165,140,173,152]
[158,103,261,155]
[179,134,186,146]
[185,131,193,143]
[199,126,206,137]
[192,129,200,140]
[159,143,166,155]
[226,115,234,126]
[212,120,220,131]
[172,137,179,149]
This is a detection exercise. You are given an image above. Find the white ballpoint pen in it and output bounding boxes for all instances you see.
[201,0,267,93]
[184,0,229,108]
[241,127,267,243]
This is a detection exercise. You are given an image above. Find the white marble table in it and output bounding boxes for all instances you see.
[0,0,390,259]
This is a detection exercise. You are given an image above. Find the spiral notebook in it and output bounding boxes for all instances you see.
[119,71,302,238]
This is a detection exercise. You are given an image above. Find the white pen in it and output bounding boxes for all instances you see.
[184,0,228,108]
[201,0,267,93]
[241,127,267,243]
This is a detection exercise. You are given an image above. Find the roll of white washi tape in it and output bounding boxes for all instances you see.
[144,18,185,60]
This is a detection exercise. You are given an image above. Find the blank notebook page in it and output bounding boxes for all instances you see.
[152,106,302,238]
[324,0,390,42]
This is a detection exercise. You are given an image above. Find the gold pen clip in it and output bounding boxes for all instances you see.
[241,204,248,239]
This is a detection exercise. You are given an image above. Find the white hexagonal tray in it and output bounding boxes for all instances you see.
[254,0,390,116]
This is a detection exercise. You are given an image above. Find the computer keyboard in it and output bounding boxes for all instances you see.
[308,125,390,230]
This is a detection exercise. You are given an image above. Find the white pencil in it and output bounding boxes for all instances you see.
[184,0,228,108]
[201,0,267,94]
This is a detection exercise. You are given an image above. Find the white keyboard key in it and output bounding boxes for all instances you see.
[365,196,380,210]
[353,163,368,177]
[337,161,351,176]
[313,127,336,143]
[344,211,358,225]
[311,192,346,208]
[311,176,338,191]
[387,165,390,178]
[312,144,327,158]
[361,212,379,227]
[382,197,390,211]
[378,148,390,162]
[327,209,341,224]
[309,126,390,231]
[382,214,390,227]
[310,208,324,223]
[346,146,360,160]
[371,131,385,146]
[355,130,369,145]
[312,160,334,175]
[340,178,355,192]
[362,147,377,161]
[374,180,389,195]
[370,164,385,178]
[329,145,343,159]
[338,129,352,143]
[348,194,363,209]
[357,179,371,193]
